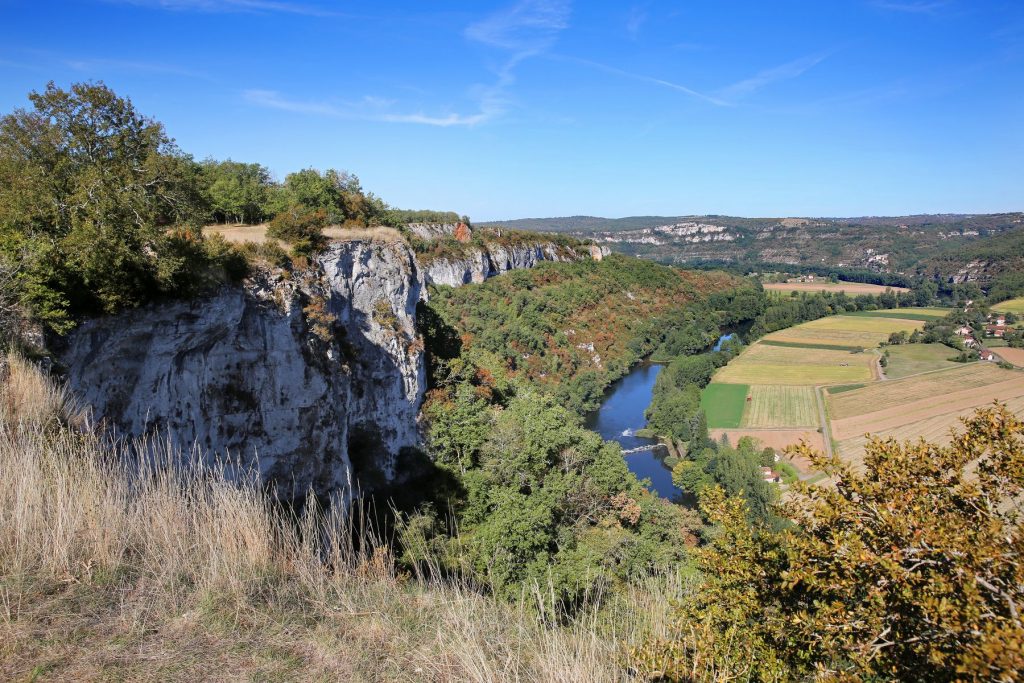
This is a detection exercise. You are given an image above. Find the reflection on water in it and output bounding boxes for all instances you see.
[584,363,691,504]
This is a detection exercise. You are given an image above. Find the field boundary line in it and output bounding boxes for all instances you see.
[814,386,834,459]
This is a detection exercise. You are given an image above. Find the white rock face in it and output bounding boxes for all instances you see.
[422,242,599,287]
[61,238,593,498]
[64,282,355,500]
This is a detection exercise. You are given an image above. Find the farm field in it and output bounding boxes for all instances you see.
[883,343,961,379]
[700,383,748,428]
[703,311,1016,471]
[763,281,908,295]
[841,307,951,322]
[710,428,826,470]
[992,296,1024,314]
[712,341,874,385]
[763,315,924,349]
[835,393,1024,467]
[994,346,1024,367]
[829,363,1014,421]
[741,385,819,428]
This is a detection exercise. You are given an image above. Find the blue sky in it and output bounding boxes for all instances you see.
[1,0,1022,220]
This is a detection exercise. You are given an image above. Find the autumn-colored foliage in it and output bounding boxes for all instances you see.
[635,403,1024,682]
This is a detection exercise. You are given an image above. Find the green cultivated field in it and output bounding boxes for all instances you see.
[760,339,865,352]
[841,307,952,322]
[701,383,749,428]
[828,383,866,394]
[993,297,1024,314]
[883,343,961,379]
[742,385,819,428]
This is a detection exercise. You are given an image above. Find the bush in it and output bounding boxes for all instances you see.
[266,206,328,257]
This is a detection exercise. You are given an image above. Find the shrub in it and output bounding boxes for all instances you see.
[266,206,328,257]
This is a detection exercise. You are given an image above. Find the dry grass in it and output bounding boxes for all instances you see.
[0,354,678,681]
[994,346,1024,367]
[204,223,404,246]
[828,363,1016,421]
[835,394,1024,467]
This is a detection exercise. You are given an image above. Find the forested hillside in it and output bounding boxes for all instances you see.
[483,213,1024,291]
[423,255,759,413]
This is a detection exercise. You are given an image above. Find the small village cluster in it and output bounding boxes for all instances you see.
[955,307,1016,362]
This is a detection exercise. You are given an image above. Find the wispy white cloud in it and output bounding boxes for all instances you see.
[715,53,828,101]
[626,6,647,40]
[464,0,570,56]
[243,89,500,127]
[245,1,572,127]
[110,0,340,17]
[870,1,952,15]
[558,55,730,106]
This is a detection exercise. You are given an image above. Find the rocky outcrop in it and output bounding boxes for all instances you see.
[61,238,595,499]
[406,222,471,242]
[63,241,424,500]
[422,242,606,287]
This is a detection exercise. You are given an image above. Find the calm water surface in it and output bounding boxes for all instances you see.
[584,362,688,502]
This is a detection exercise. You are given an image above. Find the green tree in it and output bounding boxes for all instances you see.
[638,404,1024,681]
[201,159,273,224]
[0,81,233,325]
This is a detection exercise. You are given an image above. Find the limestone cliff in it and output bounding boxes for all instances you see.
[422,241,607,287]
[61,238,594,499]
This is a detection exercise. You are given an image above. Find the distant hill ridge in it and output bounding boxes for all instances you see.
[481,213,1024,291]
[480,212,1023,234]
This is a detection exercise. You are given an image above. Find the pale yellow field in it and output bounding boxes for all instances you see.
[742,385,819,428]
[732,343,873,366]
[828,364,1016,421]
[714,361,872,385]
[765,315,923,349]
[763,281,909,295]
[836,393,1024,466]
[204,224,403,244]
[713,341,875,385]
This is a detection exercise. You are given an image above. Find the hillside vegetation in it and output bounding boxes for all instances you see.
[424,254,759,413]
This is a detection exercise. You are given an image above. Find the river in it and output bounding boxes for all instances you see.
[583,362,689,503]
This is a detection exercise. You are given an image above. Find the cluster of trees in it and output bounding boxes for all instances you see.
[0,82,465,335]
[202,161,463,229]
[410,351,701,609]
[642,342,781,526]
[0,82,248,332]
[425,256,763,413]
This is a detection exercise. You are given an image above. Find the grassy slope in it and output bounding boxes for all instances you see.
[993,296,1024,314]
[0,355,678,681]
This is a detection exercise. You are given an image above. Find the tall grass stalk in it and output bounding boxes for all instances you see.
[0,353,683,680]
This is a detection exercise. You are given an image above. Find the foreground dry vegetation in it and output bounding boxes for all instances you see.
[0,355,680,681]
[4,352,1024,681]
